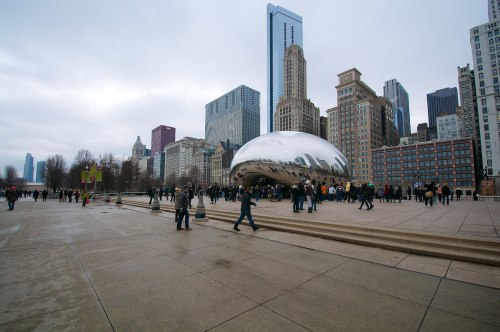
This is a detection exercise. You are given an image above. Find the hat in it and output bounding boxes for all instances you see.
[183,185,189,190]
[305,180,311,185]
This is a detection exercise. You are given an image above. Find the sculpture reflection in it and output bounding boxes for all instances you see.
[230,131,351,186]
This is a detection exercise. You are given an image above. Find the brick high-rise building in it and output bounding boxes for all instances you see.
[151,125,175,156]
[274,45,320,136]
[327,68,397,183]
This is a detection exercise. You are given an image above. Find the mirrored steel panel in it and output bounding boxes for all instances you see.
[230,131,351,186]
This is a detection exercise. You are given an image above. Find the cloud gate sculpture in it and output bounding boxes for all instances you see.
[230,131,351,187]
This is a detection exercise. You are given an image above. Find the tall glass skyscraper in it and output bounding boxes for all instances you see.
[426,87,459,127]
[383,79,410,137]
[23,153,34,182]
[205,85,260,146]
[267,4,303,133]
[36,160,46,183]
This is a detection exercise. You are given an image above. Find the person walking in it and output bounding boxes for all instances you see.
[174,187,181,223]
[233,186,259,231]
[424,183,434,207]
[81,191,89,207]
[305,180,314,213]
[442,183,451,205]
[33,189,39,202]
[291,182,300,213]
[42,189,48,202]
[177,186,191,231]
[358,183,370,210]
[7,187,18,210]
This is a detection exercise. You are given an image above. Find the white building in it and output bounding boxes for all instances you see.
[437,114,464,141]
[470,4,500,181]
[164,137,207,183]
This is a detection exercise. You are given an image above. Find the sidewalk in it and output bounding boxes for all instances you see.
[0,198,499,331]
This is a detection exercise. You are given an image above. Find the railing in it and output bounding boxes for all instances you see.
[458,196,500,202]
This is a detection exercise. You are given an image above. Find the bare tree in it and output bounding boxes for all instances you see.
[3,165,18,187]
[98,153,120,192]
[45,154,67,192]
[67,150,96,189]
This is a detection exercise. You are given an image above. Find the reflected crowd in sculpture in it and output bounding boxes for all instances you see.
[230,131,351,187]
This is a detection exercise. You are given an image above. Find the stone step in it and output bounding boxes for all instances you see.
[118,199,500,266]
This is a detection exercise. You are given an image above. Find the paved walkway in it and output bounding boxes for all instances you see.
[0,198,499,331]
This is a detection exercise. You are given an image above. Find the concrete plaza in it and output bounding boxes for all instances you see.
[0,197,499,331]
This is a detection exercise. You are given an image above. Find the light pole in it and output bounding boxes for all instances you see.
[85,165,89,192]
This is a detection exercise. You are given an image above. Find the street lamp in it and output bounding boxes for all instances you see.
[85,165,89,192]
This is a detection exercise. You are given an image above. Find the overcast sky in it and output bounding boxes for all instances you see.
[0,0,486,176]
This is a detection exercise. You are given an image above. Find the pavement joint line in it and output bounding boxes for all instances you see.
[417,278,443,332]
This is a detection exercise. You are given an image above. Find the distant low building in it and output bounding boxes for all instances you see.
[372,137,476,191]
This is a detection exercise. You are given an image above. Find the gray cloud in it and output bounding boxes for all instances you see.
[0,0,485,174]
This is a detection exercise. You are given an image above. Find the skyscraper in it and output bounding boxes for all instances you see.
[426,88,459,127]
[327,68,397,182]
[131,136,147,159]
[267,4,303,133]
[275,45,320,135]
[151,125,175,156]
[458,64,482,170]
[23,153,34,182]
[36,160,46,183]
[489,0,500,21]
[470,3,500,181]
[383,79,410,137]
[205,85,260,146]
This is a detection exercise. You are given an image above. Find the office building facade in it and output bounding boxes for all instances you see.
[427,88,459,127]
[267,4,303,133]
[436,114,464,140]
[36,161,46,183]
[275,45,320,135]
[151,125,175,156]
[164,137,207,183]
[23,153,34,182]
[327,68,397,182]
[153,151,165,181]
[372,137,476,191]
[470,13,500,183]
[383,79,410,137]
[205,85,260,147]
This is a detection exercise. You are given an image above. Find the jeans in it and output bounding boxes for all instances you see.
[442,195,449,205]
[298,195,305,209]
[235,209,256,228]
[177,207,190,229]
[7,200,14,210]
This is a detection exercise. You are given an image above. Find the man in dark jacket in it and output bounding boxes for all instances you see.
[442,184,451,205]
[233,186,259,231]
[177,186,191,231]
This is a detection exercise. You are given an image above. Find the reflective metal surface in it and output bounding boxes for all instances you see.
[230,131,351,186]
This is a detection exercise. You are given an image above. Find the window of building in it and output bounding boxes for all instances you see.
[476,43,481,49]
[481,89,486,95]
[479,65,483,71]
[479,72,484,79]
[480,81,485,87]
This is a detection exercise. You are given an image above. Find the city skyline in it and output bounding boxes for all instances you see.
[0,0,485,174]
